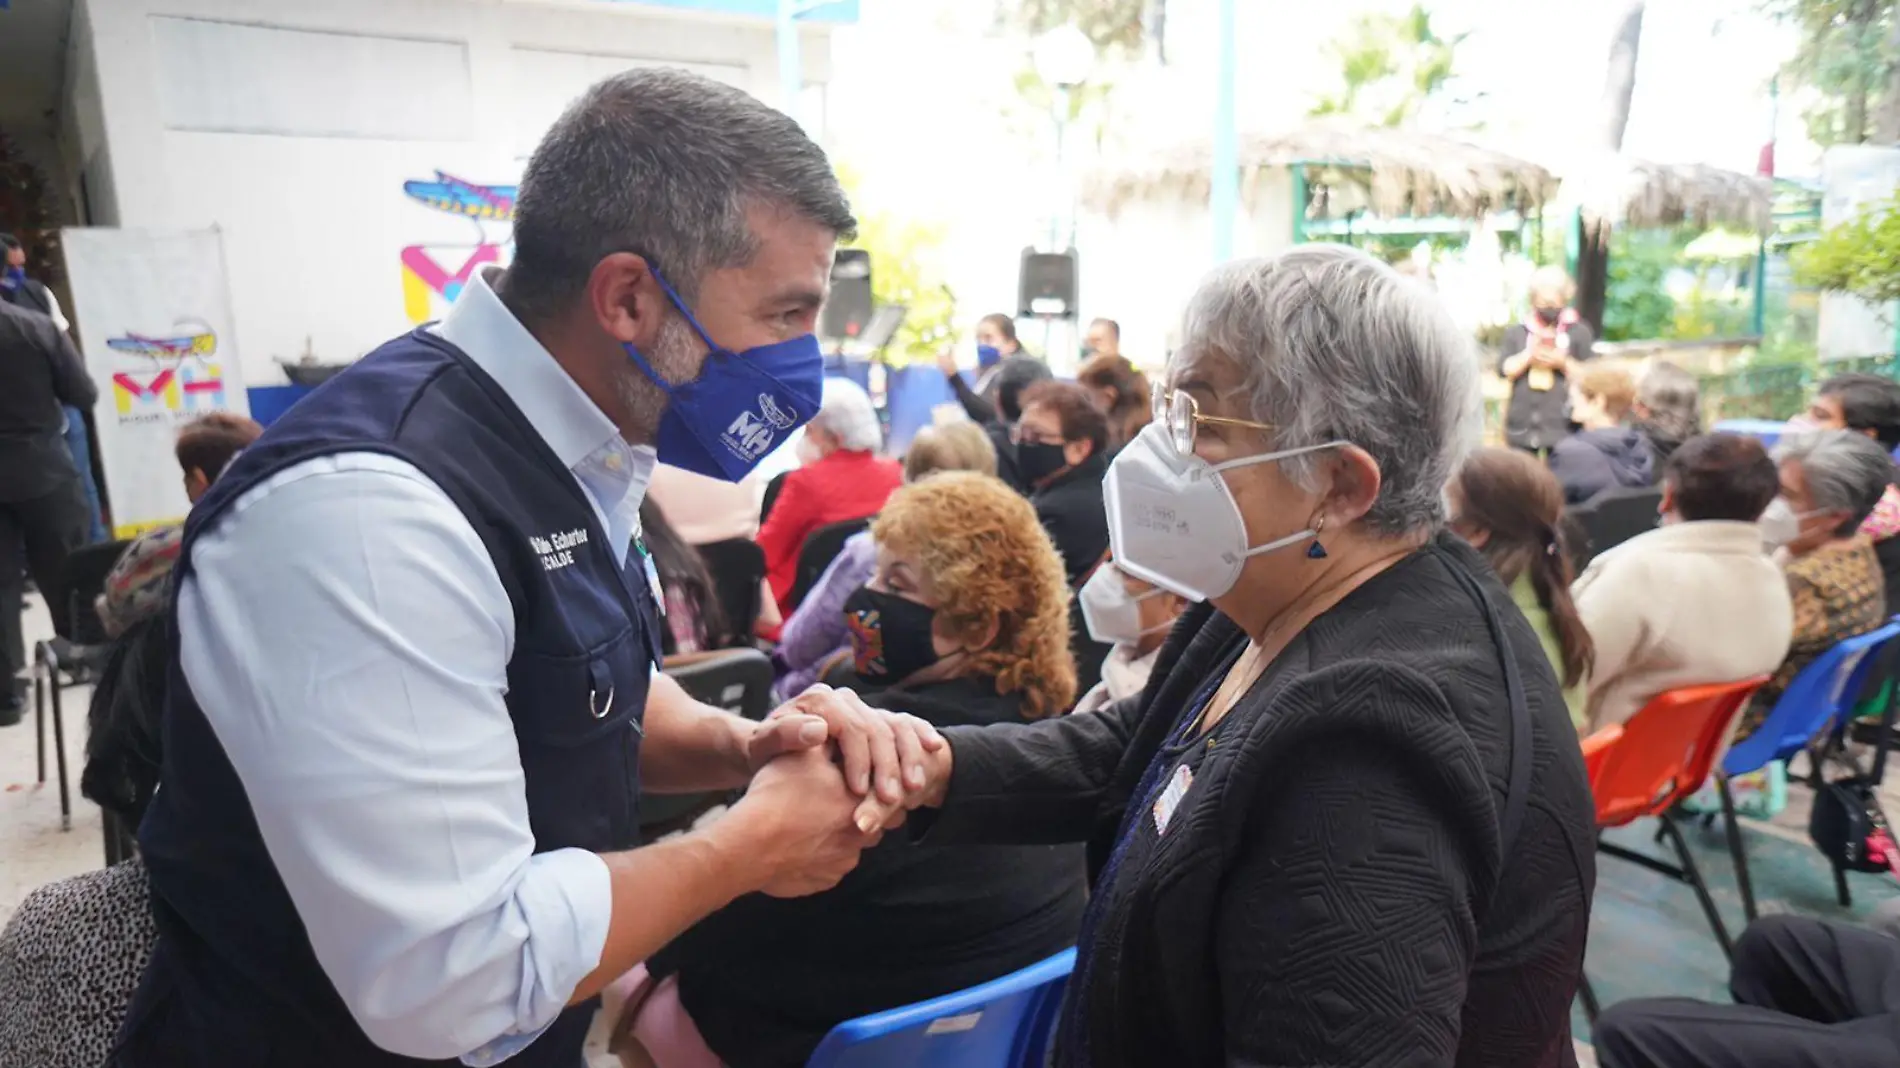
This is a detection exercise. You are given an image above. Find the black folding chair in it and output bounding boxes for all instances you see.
[639,648,776,833]
[36,539,133,831]
[695,538,767,647]
[789,517,872,611]
[1566,485,1662,572]
[759,471,790,527]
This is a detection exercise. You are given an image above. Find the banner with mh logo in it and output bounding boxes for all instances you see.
[62,227,250,538]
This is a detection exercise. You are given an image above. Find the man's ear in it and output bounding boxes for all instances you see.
[586,252,668,348]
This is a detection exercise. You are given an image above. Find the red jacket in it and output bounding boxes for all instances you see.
[759,450,904,615]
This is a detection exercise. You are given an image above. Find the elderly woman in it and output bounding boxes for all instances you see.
[1805,372,1900,615]
[899,245,1596,1067]
[612,472,1085,1068]
[755,376,903,615]
[1074,557,1188,713]
[771,421,998,701]
[1632,360,1702,468]
[1734,429,1894,741]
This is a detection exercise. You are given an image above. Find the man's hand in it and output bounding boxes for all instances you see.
[762,684,946,806]
[722,746,888,898]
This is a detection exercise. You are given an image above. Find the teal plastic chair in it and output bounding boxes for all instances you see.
[806,948,1075,1068]
[1717,619,1900,918]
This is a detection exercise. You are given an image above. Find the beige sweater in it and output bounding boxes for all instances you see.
[1572,520,1794,734]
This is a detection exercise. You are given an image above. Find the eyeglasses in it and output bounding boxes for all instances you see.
[1152,388,1276,455]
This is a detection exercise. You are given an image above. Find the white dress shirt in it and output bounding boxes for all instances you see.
[177,266,653,1062]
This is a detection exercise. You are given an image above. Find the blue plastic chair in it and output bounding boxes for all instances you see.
[806,948,1076,1068]
[1717,618,1900,919]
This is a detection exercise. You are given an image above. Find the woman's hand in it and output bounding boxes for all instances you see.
[936,348,960,377]
[752,684,947,823]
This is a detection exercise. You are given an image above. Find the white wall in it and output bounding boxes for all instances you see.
[76,0,833,386]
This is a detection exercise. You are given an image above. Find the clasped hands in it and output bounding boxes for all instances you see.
[731,684,952,897]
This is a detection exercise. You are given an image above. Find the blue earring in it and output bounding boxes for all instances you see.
[1306,515,1328,559]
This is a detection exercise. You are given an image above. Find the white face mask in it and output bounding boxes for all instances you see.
[1105,423,1347,603]
[1758,496,1824,550]
[1078,563,1169,647]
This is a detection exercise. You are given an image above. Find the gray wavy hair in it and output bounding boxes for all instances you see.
[1175,244,1481,535]
[1774,428,1894,536]
[808,377,883,452]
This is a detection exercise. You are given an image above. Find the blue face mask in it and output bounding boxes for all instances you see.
[976,344,1002,369]
[623,270,824,483]
[0,266,23,292]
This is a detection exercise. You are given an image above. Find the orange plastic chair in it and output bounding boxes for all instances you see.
[1574,678,1765,1024]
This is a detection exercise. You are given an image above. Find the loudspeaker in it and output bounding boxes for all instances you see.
[1018,248,1077,319]
[820,249,873,341]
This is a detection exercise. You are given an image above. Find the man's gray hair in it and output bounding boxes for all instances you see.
[809,376,883,452]
[509,67,855,316]
[1176,244,1481,535]
[1774,428,1895,536]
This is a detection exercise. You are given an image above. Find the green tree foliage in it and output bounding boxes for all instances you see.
[1795,190,1900,304]
[1308,5,1463,127]
[1764,0,1897,145]
[836,169,956,367]
[1601,230,1680,342]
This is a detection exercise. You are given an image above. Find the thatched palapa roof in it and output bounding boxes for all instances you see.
[1082,121,1559,221]
[1567,156,1771,232]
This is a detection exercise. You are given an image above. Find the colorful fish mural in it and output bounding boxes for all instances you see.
[402,171,517,221]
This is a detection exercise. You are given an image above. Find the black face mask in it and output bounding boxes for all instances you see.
[1533,305,1564,326]
[843,586,943,684]
[1015,441,1071,488]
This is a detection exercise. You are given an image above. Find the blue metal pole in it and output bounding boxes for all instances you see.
[777,0,802,127]
[1211,0,1238,263]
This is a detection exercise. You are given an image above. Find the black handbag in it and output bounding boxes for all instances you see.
[1809,685,1900,878]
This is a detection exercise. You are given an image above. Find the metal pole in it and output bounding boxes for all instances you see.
[1753,77,1777,340]
[1050,89,1069,250]
[777,0,802,128]
[1211,0,1238,263]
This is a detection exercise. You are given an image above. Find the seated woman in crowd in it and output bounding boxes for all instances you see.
[1074,556,1188,713]
[1804,371,1900,615]
[1631,359,1702,468]
[1572,433,1792,735]
[1077,352,1152,453]
[640,498,777,656]
[1,547,182,1066]
[1447,447,1595,726]
[1016,379,1111,586]
[900,246,1595,1066]
[1734,428,1895,742]
[612,471,1086,1068]
[1549,362,1655,505]
[755,377,902,616]
[97,411,263,639]
[772,421,997,701]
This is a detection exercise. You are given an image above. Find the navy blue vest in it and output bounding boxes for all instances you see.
[119,330,661,1067]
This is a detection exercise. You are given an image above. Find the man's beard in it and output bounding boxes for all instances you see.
[617,314,703,446]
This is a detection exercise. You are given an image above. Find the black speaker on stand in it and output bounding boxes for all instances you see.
[1018,248,1078,320]
[821,249,874,344]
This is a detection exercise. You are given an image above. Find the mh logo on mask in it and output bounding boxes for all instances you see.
[722,392,800,462]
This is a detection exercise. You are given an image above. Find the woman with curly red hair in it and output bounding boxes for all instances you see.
[611,471,1086,1068]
